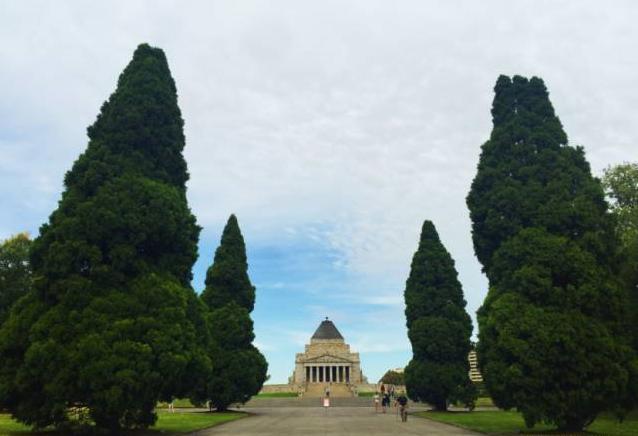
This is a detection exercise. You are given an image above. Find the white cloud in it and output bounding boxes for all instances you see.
[2,2,638,382]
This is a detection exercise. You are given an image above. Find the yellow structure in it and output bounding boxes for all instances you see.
[468,350,483,383]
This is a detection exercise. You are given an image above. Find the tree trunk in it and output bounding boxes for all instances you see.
[559,417,587,433]
[433,400,448,411]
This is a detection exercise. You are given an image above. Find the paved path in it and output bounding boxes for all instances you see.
[193,406,479,435]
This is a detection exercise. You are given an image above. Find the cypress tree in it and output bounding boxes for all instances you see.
[467,75,636,431]
[403,220,475,411]
[200,215,267,411]
[0,44,208,431]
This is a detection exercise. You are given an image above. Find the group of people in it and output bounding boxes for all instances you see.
[373,384,408,422]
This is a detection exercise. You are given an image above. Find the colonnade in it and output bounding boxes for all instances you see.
[305,364,350,383]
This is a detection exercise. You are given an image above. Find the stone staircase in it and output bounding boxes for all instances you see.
[303,383,353,398]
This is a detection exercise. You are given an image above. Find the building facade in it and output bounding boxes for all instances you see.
[290,318,367,385]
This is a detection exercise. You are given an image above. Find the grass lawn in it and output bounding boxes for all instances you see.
[255,392,298,398]
[475,397,495,407]
[0,414,35,434]
[416,410,638,435]
[357,391,376,397]
[157,398,196,408]
[0,411,247,435]
[152,410,246,433]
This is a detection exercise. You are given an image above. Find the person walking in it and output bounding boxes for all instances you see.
[382,392,390,413]
[373,392,380,413]
[396,391,408,422]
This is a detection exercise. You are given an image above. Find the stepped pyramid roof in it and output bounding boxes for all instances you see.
[311,317,344,340]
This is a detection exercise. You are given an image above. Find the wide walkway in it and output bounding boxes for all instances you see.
[193,406,479,435]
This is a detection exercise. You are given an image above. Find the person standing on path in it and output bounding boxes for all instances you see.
[373,392,380,413]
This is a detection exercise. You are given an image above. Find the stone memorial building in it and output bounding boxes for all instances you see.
[290,318,368,386]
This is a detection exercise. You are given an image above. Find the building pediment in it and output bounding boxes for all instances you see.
[304,354,353,364]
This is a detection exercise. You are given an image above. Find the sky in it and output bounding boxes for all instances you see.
[1,0,637,384]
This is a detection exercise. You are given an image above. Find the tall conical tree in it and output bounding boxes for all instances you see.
[201,215,255,312]
[0,44,208,431]
[404,220,475,411]
[200,215,267,410]
[467,75,636,431]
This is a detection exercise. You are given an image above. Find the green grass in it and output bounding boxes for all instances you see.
[451,396,494,408]
[152,410,246,433]
[357,391,376,397]
[0,414,36,434]
[416,410,638,435]
[416,410,553,434]
[157,398,196,408]
[475,397,495,407]
[0,411,247,435]
[254,392,298,398]
[588,412,638,436]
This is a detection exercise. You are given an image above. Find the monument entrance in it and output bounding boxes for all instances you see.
[290,318,369,397]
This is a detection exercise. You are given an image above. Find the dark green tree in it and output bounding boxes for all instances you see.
[603,162,638,351]
[200,215,267,411]
[403,220,475,411]
[467,75,636,431]
[0,233,32,325]
[0,44,209,432]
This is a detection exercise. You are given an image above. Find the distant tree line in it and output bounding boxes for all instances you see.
[0,44,266,432]
[379,369,405,386]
